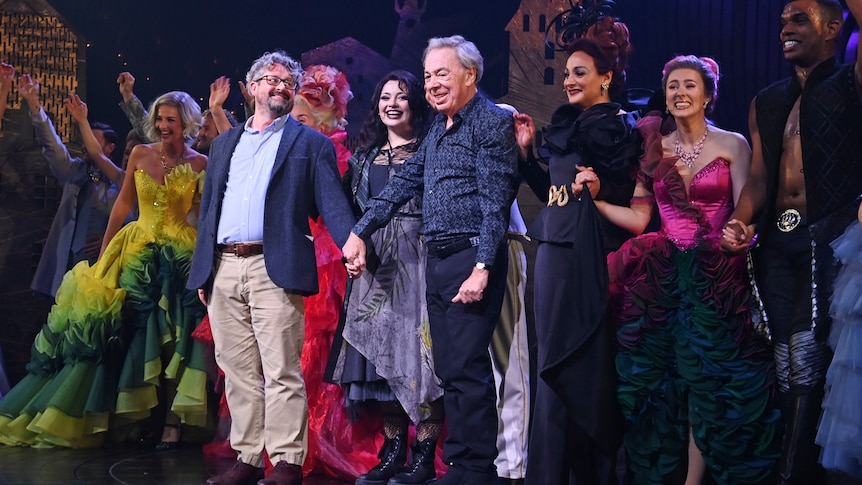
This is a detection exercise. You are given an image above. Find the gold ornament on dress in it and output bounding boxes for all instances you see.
[547,185,570,207]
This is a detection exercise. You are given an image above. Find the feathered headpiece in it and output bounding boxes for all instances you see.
[546,0,619,52]
[297,65,354,124]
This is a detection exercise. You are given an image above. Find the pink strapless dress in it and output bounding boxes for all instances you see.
[609,116,781,485]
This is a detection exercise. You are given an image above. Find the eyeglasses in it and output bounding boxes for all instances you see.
[254,75,296,89]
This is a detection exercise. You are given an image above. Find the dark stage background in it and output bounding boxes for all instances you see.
[43,0,856,138]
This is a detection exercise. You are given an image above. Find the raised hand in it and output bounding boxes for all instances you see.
[209,76,230,110]
[238,80,254,110]
[512,112,536,161]
[18,73,41,112]
[0,61,14,84]
[65,94,88,122]
[117,72,136,101]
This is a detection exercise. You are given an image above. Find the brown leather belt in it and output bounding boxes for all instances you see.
[218,242,264,257]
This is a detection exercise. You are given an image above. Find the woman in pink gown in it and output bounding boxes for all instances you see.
[586,56,781,484]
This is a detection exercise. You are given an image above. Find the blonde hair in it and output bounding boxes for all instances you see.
[145,91,202,145]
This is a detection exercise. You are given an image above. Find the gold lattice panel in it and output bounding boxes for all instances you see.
[1,12,79,141]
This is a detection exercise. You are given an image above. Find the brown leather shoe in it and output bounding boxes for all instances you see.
[258,461,302,485]
[207,461,264,485]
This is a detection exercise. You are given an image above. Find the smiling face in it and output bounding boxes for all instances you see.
[378,79,413,133]
[154,105,185,144]
[780,0,839,68]
[250,63,295,118]
[665,67,709,122]
[194,115,217,153]
[423,47,476,119]
[563,50,612,109]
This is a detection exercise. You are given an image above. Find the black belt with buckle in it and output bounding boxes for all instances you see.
[218,242,264,257]
[426,236,480,258]
[776,208,804,233]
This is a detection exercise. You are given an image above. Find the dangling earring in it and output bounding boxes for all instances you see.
[665,106,670,114]
[601,81,610,93]
[703,101,709,109]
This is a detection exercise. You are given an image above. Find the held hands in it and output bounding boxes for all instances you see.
[572,166,600,198]
[452,267,489,304]
[117,72,135,101]
[342,232,367,278]
[720,219,756,254]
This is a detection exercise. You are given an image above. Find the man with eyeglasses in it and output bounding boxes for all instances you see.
[188,50,355,485]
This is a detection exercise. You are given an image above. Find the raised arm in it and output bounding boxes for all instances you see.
[0,61,14,132]
[66,94,124,187]
[208,76,234,134]
[19,74,80,181]
[117,72,153,142]
[238,80,254,119]
[512,111,550,201]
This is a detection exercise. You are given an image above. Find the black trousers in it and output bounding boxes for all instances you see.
[755,226,813,345]
[426,244,508,481]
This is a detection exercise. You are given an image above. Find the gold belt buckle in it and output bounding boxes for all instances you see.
[547,185,569,207]
[777,208,802,233]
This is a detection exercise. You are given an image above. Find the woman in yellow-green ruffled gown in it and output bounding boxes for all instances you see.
[0,91,209,448]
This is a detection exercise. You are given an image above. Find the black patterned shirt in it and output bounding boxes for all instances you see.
[353,93,517,265]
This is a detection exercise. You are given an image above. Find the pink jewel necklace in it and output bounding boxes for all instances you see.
[674,127,708,168]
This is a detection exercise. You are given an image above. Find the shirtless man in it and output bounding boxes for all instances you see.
[722,1,862,482]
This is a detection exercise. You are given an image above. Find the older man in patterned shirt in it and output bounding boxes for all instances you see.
[343,35,518,485]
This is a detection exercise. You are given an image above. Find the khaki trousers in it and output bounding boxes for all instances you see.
[208,252,307,467]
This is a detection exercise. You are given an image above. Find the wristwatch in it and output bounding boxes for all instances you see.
[474,262,489,271]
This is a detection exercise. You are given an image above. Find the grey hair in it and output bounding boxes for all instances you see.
[145,91,202,145]
[246,50,303,87]
[423,35,484,82]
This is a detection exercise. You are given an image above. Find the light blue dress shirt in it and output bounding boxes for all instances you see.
[216,115,287,244]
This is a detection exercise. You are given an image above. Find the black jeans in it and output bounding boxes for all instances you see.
[425,244,508,480]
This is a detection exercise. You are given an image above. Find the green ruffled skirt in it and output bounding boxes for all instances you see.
[0,221,207,448]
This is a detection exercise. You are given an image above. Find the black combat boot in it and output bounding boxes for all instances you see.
[388,437,437,484]
[355,433,408,485]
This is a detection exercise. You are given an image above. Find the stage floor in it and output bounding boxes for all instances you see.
[0,445,351,485]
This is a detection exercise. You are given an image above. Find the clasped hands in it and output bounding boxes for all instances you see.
[341,232,489,304]
[573,166,600,198]
[720,219,756,254]
[342,232,366,279]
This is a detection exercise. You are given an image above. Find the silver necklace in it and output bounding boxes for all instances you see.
[674,127,708,168]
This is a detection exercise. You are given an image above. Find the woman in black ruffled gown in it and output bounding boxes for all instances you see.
[515,30,642,483]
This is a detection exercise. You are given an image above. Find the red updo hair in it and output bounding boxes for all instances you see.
[569,16,632,96]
